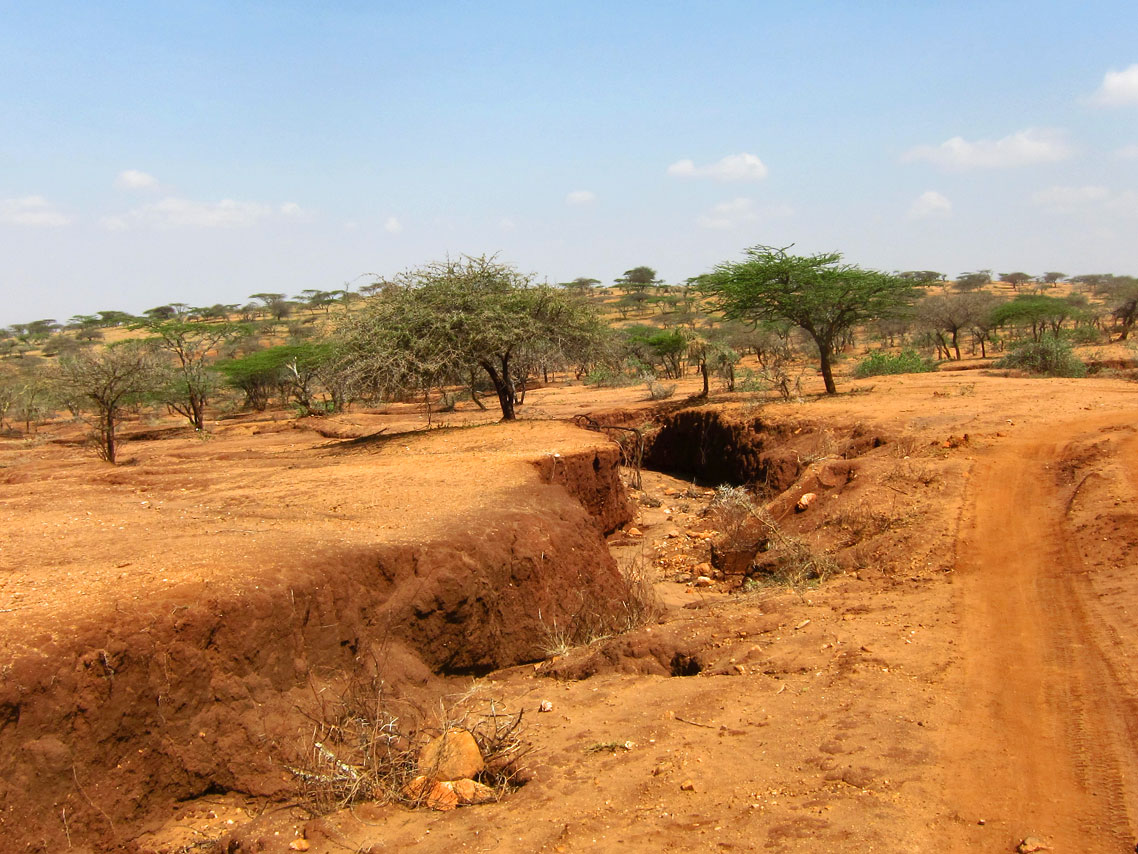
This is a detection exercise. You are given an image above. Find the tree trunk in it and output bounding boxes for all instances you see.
[480,358,516,421]
[699,361,709,397]
[103,410,116,463]
[951,329,961,361]
[469,370,487,410]
[816,341,837,394]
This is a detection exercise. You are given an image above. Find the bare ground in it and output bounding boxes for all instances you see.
[3,370,1138,852]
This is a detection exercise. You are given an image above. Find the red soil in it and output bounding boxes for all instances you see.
[3,369,1138,852]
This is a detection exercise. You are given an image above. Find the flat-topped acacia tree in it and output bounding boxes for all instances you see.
[336,255,607,420]
[698,245,920,394]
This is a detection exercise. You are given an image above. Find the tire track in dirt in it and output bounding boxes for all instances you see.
[945,419,1138,851]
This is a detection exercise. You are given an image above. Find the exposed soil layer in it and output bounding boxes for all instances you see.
[0,420,631,852]
[643,406,885,493]
[5,369,1138,853]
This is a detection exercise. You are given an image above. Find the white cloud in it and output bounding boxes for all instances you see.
[566,190,596,205]
[499,217,516,232]
[902,128,1071,170]
[907,190,952,220]
[1115,144,1138,159]
[0,196,72,227]
[696,197,792,230]
[383,216,403,234]
[667,152,768,182]
[104,196,275,229]
[1031,185,1138,216]
[99,216,129,232]
[1092,64,1138,106]
[280,202,304,217]
[1031,185,1110,213]
[115,169,159,190]
[1106,190,1138,215]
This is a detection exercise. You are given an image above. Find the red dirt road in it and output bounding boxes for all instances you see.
[946,414,1138,850]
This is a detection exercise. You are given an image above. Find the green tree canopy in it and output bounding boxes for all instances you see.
[335,255,607,420]
[698,245,920,393]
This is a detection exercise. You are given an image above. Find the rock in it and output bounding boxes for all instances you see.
[665,529,681,538]
[288,840,311,852]
[405,776,459,810]
[626,527,642,536]
[674,572,693,584]
[693,576,713,588]
[692,562,712,575]
[680,779,696,791]
[664,487,678,496]
[418,730,484,780]
[1017,838,1049,853]
[539,700,553,713]
[451,778,496,805]
[795,492,817,512]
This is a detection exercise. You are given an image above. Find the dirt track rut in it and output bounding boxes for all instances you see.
[946,416,1138,851]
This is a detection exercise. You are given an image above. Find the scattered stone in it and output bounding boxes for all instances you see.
[693,576,713,588]
[451,778,496,805]
[795,492,817,512]
[1017,837,1049,853]
[795,619,811,630]
[680,779,696,791]
[665,529,681,538]
[626,527,642,537]
[692,562,712,575]
[674,572,693,584]
[404,776,460,810]
[418,729,485,780]
[732,664,746,675]
[539,700,554,713]
[288,839,311,851]
[664,487,679,496]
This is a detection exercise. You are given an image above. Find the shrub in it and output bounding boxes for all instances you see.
[1065,325,1104,346]
[853,349,936,378]
[995,337,1086,377]
[642,374,676,400]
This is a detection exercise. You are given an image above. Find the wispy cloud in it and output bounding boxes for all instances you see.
[114,169,160,190]
[1115,143,1138,159]
[104,196,278,229]
[565,189,596,205]
[0,196,72,227]
[1030,184,1138,215]
[1092,64,1138,106]
[383,216,403,234]
[696,197,791,230]
[907,190,952,220]
[903,128,1071,170]
[668,153,768,182]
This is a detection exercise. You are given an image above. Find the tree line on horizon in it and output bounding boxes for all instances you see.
[2,249,1137,462]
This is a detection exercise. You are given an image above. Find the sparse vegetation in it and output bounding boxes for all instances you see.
[853,349,936,378]
[996,337,1087,377]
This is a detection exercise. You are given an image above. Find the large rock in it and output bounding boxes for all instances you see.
[417,729,485,780]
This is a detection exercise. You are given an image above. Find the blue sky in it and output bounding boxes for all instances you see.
[2,1,1137,325]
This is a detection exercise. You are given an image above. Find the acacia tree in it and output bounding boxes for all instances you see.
[133,317,246,430]
[614,266,660,294]
[59,341,161,463]
[917,292,1001,360]
[698,246,919,394]
[335,255,607,420]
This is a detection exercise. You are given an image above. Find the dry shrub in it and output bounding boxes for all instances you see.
[890,433,923,458]
[708,486,838,590]
[884,458,939,488]
[288,676,531,815]
[539,555,662,657]
[827,498,909,543]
